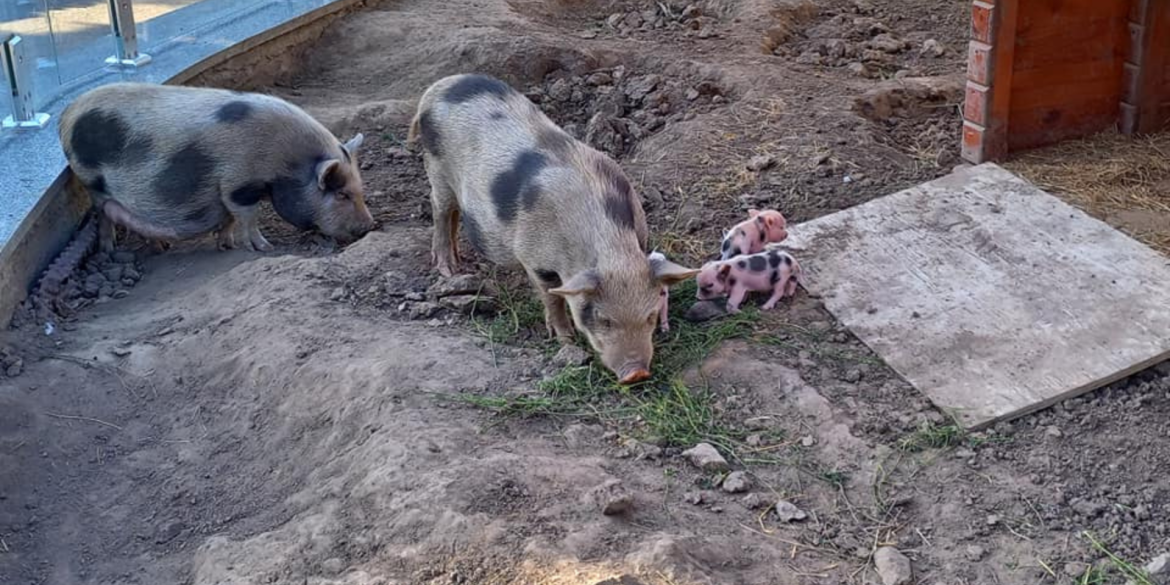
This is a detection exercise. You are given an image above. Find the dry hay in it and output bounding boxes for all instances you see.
[1006,130,1170,255]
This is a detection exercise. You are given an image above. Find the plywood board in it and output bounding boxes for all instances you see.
[781,164,1170,429]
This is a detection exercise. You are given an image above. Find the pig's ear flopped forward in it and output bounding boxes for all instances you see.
[549,270,600,297]
[651,258,699,287]
[342,133,364,157]
[316,159,345,192]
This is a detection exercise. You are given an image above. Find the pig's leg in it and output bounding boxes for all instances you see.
[215,216,238,251]
[725,286,749,314]
[658,286,670,333]
[762,277,789,310]
[528,271,575,341]
[223,199,273,252]
[98,214,117,253]
[428,180,460,277]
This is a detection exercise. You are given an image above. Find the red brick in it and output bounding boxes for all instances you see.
[967,42,993,85]
[971,2,995,44]
[964,82,990,125]
[961,122,987,164]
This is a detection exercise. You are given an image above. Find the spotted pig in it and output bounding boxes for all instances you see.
[410,74,698,384]
[719,209,788,260]
[696,249,801,313]
[59,83,374,252]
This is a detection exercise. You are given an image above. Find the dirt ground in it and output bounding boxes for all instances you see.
[3,0,1169,584]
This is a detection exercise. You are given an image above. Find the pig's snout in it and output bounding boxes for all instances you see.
[618,364,652,385]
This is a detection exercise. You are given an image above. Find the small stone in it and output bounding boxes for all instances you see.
[868,33,907,53]
[155,521,185,544]
[591,479,634,515]
[120,277,136,287]
[740,493,768,509]
[427,274,485,298]
[330,287,346,301]
[382,270,411,295]
[682,443,729,472]
[5,360,23,378]
[407,302,442,320]
[321,558,345,575]
[112,290,130,300]
[774,500,807,522]
[986,514,1000,526]
[796,50,825,66]
[606,13,624,28]
[587,72,613,86]
[553,345,591,368]
[684,301,725,323]
[625,74,662,103]
[746,154,776,172]
[1145,553,1170,578]
[685,88,700,101]
[441,294,489,315]
[1045,425,1063,438]
[721,471,750,494]
[744,416,773,430]
[745,434,763,447]
[578,29,598,39]
[843,368,863,383]
[101,266,125,282]
[965,545,986,561]
[922,39,946,57]
[684,491,705,505]
[1063,562,1090,578]
[405,292,425,302]
[111,251,136,264]
[697,26,715,39]
[111,346,132,357]
[801,436,816,448]
[874,547,913,585]
[682,5,701,19]
[847,62,871,77]
[1072,499,1107,518]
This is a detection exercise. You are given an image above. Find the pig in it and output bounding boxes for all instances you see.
[696,248,801,313]
[720,209,788,260]
[648,251,671,333]
[409,73,698,384]
[58,82,374,253]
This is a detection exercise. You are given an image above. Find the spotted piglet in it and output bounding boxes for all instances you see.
[649,251,671,333]
[719,209,789,260]
[696,249,800,313]
[59,83,374,252]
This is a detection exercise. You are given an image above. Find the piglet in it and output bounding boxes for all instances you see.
[720,209,788,260]
[649,251,670,333]
[696,249,801,313]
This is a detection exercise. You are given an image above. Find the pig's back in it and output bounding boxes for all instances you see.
[418,75,646,268]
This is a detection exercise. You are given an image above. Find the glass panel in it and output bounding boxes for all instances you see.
[0,1,61,112]
[137,0,276,51]
[45,0,115,85]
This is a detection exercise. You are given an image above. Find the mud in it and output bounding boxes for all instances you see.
[2,0,1168,584]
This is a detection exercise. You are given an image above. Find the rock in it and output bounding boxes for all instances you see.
[801,435,816,447]
[682,443,729,472]
[427,274,484,298]
[682,5,701,19]
[330,287,347,301]
[685,88,700,101]
[1063,562,1090,578]
[442,294,489,315]
[774,500,807,522]
[1072,499,1107,518]
[874,547,913,585]
[321,557,345,575]
[1144,553,1170,583]
[111,251,136,264]
[101,266,125,282]
[407,302,443,320]
[587,72,613,86]
[744,416,774,430]
[746,154,776,172]
[625,74,662,103]
[112,290,130,300]
[585,113,627,157]
[922,39,946,57]
[5,359,23,378]
[868,33,908,53]
[740,493,768,509]
[843,368,863,383]
[548,78,574,102]
[383,270,412,295]
[796,50,825,66]
[590,480,634,516]
[155,521,185,544]
[685,301,725,323]
[985,514,1000,526]
[721,471,751,493]
[853,75,965,122]
[83,274,105,298]
[123,268,141,282]
[1045,425,1063,438]
[553,345,591,368]
[697,25,715,39]
[965,545,986,561]
[684,491,705,505]
[847,62,871,77]
[121,277,137,287]
[606,13,624,28]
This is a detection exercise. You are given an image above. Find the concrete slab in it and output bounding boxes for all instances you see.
[782,163,1170,429]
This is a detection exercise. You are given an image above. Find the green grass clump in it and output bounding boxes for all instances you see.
[897,422,965,452]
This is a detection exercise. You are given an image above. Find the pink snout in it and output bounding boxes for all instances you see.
[619,365,652,385]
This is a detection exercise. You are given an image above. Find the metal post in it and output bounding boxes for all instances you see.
[2,34,50,130]
[105,0,151,68]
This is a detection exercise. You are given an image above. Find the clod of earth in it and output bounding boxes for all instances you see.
[774,500,807,522]
[553,345,591,368]
[740,493,768,510]
[682,443,728,472]
[873,547,913,585]
[427,274,486,298]
[440,295,489,315]
[589,479,634,516]
[721,471,750,494]
[746,154,776,172]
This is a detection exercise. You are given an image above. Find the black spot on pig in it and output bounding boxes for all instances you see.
[770,269,780,285]
[270,174,316,230]
[759,231,766,244]
[783,255,793,266]
[768,251,782,268]
[71,109,153,168]
[728,277,737,287]
[339,143,351,163]
[736,260,746,269]
[738,229,747,239]
[215,101,252,123]
[491,150,546,222]
[596,159,636,230]
[443,75,512,104]
[154,143,216,207]
[721,239,731,253]
[461,213,487,253]
[729,246,742,257]
[87,176,107,194]
[748,255,767,272]
[230,182,271,207]
[604,196,635,230]
[417,110,443,157]
[535,269,561,288]
[580,301,596,327]
[489,111,506,120]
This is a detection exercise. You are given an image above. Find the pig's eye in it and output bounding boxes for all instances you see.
[646,313,657,325]
[336,191,351,201]
[597,317,614,329]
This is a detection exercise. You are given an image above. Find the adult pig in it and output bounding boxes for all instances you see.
[59,83,374,252]
[410,74,697,384]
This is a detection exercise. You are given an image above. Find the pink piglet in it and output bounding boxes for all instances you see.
[696,249,801,313]
[720,209,789,260]
[649,251,671,332]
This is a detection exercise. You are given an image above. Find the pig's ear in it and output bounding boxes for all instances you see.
[653,259,699,287]
[343,133,365,157]
[316,159,345,192]
[747,209,761,218]
[549,270,599,297]
[717,264,732,281]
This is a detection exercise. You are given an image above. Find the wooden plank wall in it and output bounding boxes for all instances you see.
[1006,0,1129,151]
